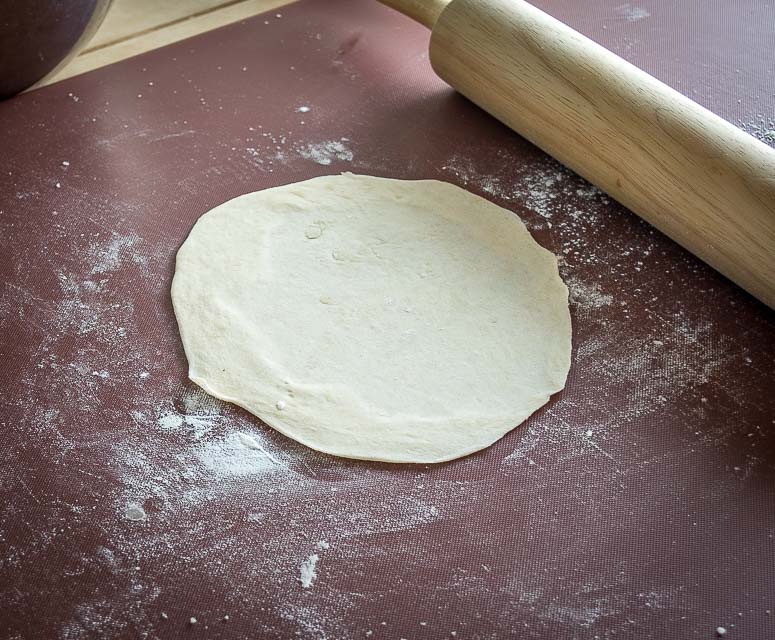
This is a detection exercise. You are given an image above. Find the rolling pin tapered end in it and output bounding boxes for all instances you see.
[377,0,451,29]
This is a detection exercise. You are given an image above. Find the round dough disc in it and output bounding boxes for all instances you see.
[172,173,571,463]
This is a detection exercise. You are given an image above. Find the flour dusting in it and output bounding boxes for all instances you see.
[88,232,147,275]
[241,133,354,172]
[615,3,651,21]
[738,117,775,147]
[566,276,614,310]
[195,432,281,477]
[442,152,609,224]
[299,553,320,588]
[540,602,614,626]
[297,139,353,166]
[124,503,147,521]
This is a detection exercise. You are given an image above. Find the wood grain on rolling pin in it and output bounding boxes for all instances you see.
[384,0,775,308]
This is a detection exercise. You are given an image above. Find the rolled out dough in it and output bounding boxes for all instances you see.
[172,173,571,463]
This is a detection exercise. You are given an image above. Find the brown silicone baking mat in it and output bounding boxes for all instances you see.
[1,0,773,638]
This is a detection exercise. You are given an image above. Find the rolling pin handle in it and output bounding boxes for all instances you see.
[377,0,452,29]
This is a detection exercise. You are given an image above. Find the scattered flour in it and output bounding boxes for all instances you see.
[299,553,320,588]
[502,423,542,464]
[195,432,281,477]
[88,231,147,275]
[540,602,614,626]
[296,139,353,166]
[566,276,614,310]
[153,408,216,439]
[242,133,354,172]
[156,413,183,431]
[615,3,651,21]
[124,503,147,522]
[738,117,775,146]
[442,152,608,224]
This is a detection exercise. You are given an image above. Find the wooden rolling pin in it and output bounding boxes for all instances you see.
[379,0,775,309]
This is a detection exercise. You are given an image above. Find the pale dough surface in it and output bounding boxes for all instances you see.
[172,173,571,463]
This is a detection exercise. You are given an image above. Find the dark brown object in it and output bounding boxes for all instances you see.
[0,1,773,638]
[0,0,111,99]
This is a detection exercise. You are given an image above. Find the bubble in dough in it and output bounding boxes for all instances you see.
[172,173,571,463]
